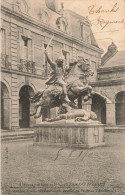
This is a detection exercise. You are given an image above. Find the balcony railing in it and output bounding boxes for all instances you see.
[18,59,36,74]
[0,53,11,69]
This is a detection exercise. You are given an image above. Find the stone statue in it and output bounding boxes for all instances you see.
[30,53,94,119]
[45,50,70,103]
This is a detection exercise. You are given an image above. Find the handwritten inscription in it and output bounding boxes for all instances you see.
[91,16,125,30]
[54,148,63,161]
[88,3,125,30]
[88,3,119,14]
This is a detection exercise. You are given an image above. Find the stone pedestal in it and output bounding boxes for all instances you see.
[33,120,105,148]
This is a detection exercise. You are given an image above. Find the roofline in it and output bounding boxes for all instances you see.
[101,50,118,66]
[64,9,88,21]
[1,6,103,54]
[64,9,91,27]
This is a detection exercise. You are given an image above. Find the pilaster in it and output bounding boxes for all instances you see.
[11,73,19,129]
[10,23,18,70]
[2,97,11,129]
[106,103,116,126]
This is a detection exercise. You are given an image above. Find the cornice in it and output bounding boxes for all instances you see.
[101,50,118,66]
[90,79,125,87]
[1,68,48,80]
[2,69,125,86]
[97,65,125,73]
[1,6,103,54]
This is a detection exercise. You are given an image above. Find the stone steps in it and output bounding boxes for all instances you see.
[1,126,125,142]
[1,135,34,141]
[1,130,34,141]
[105,126,125,132]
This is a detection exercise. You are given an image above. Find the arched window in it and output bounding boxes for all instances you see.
[13,0,30,14]
[56,17,68,32]
[44,11,49,23]
[1,82,10,129]
[61,21,67,32]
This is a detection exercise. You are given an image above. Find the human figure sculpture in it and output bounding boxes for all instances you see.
[45,50,70,103]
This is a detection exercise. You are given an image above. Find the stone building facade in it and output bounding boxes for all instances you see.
[1,0,102,130]
[1,0,124,130]
[92,43,125,126]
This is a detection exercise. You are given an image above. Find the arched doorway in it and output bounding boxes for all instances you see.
[91,94,106,124]
[19,85,35,128]
[115,91,125,125]
[1,82,10,129]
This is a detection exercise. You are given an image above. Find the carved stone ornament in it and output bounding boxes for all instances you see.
[13,0,30,14]
[56,16,68,32]
[37,8,50,24]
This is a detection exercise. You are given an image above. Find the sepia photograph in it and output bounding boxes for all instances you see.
[1,0,125,194]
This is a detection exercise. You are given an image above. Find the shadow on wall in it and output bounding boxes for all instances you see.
[91,94,106,124]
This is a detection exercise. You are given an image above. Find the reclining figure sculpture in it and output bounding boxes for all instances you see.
[45,103,97,122]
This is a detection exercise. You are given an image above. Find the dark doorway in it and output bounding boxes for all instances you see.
[19,85,34,128]
[1,82,10,129]
[115,91,125,125]
[91,94,106,124]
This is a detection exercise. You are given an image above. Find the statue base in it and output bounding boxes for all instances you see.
[33,120,105,148]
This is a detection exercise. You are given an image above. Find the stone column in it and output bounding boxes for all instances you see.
[2,97,11,130]
[10,21,19,130]
[10,22,18,70]
[106,103,116,126]
[28,39,32,61]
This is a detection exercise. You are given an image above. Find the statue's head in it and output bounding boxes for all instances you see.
[77,57,91,73]
[56,55,65,66]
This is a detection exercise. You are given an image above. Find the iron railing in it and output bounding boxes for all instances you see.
[0,53,11,69]
[18,59,36,74]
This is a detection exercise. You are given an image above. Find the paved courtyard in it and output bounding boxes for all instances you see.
[1,132,125,195]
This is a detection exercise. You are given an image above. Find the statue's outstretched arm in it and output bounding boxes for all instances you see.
[45,51,56,70]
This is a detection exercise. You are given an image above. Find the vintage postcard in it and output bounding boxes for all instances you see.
[1,0,125,194]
